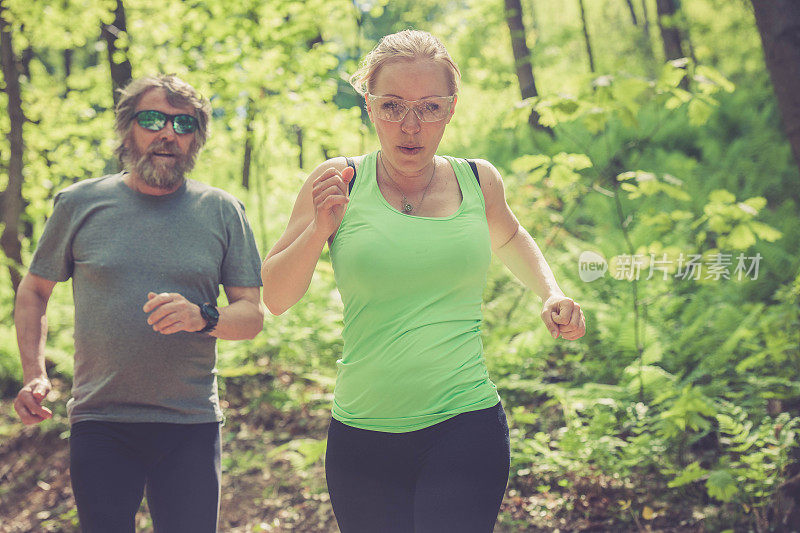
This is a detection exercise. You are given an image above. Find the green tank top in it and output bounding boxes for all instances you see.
[330,151,500,433]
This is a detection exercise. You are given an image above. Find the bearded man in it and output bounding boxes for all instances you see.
[13,75,264,532]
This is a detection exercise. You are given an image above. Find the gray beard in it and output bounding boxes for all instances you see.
[123,139,198,190]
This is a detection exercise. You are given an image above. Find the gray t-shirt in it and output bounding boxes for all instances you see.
[29,173,262,424]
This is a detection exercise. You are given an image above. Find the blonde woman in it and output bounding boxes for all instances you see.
[262,30,585,532]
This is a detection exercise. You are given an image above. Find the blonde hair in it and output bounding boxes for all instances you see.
[350,30,461,96]
[114,75,211,163]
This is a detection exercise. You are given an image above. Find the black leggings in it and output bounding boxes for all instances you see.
[69,420,221,533]
[325,402,511,533]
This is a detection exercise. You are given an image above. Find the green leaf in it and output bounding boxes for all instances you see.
[549,165,580,189]
[726,224,756,249]
[741,196,767,212]
[706,470,738,502]
[688,98,715,126]
[623,364,675,394]
[665,88,692,109]
[511,154,550,174]
[660,183,691,201]
[668,461,708,488]
[582,107,608,133]
[670,210,694,221]
[709,189,736,204]
[511,406,538,426]
[612,77,650,104]
[552,152,592,170]
[660,63,687,88]
[749,221,782,242]
[268,438,327,470]
[695,65,736,93]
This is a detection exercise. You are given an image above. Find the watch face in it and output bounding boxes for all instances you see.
[202,303,220,321]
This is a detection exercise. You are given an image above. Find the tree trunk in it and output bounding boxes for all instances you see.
[64,48,73,79]
[63,48,73,97]
[640,0,651,40]
[242,100,255,189]
[295,125,303,169]
[578,0,596,73]
[503,0,550,133]
[751,0,800,175]
[101,0,132,107]
[655,0,685,60]
[625,0,638,25]
[0,0,25,293]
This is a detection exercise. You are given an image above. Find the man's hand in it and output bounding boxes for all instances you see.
[541,295,586,340]
[143,292,205,335]
[14,377,52,425]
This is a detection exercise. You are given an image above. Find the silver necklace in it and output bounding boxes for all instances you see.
[378,152,436,214]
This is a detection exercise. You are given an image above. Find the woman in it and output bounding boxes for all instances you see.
[262,30,585,533]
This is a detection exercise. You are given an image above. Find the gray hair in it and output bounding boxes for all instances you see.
[114,75,212,163]
[350,30,461,96]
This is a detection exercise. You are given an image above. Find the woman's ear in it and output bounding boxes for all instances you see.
[445,94,457,125]
[365,94,375,123]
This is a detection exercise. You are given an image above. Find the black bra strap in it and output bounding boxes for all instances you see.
[467,159,480,185]
[345,157,356,194]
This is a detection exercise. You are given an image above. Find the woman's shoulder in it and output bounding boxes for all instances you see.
[465,158,495,173]
[452,158,501,186]
[458,158,506,207]
[308,153,372,176]
[310,156,349,175]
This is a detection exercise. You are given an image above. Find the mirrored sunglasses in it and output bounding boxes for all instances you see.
[367,94,455,123]
[134,110,198,134]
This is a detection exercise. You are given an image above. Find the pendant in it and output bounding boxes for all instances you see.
[402,202,413,213]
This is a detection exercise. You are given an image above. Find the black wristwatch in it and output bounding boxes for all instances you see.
[198,302,219,333]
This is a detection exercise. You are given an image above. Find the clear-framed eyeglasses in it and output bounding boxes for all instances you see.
[367,94,456,123]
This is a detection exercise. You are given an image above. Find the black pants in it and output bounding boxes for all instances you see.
[325,402,511,533]
[69,420,221,533]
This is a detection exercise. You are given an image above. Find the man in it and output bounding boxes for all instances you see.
[13,75,264,532]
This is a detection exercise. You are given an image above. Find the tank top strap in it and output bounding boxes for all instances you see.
[348,151,378,201]
[443,155,486,212]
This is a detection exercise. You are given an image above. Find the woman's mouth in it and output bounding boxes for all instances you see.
[398,146,422,155]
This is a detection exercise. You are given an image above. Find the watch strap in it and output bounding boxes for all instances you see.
[198,302,219,333]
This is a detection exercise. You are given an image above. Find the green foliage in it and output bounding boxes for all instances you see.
[268,438,327,470]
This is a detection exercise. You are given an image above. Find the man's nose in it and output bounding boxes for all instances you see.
[159,120,178,140]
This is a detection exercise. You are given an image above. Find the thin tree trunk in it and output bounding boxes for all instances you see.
[578,0,596,73]
[503,0,550,133]
[242,100,255,190]
[504,0,537,100]
[101,0,132,107]
[0,0,25,293]
[655,0,685,60]
[64,48,73,79]
[63,48,73,97]
[640,0,651,40]
[752,0,800,177]
[656,0,689,89]
[295,126,303,169]
[625,0,638,25]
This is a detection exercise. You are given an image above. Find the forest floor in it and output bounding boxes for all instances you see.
[0,370,709,532]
